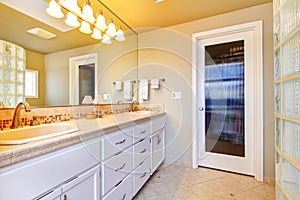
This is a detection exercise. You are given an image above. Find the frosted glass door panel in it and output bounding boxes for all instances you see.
[204,40,245,157]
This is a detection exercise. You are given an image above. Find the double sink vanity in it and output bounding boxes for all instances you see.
[0,110,166,200]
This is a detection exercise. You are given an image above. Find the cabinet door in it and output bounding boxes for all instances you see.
[151,130,165,173]
[61,166,100,200]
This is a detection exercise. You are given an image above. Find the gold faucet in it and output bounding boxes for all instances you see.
[11,101,31,129]
[131,101,139,112]
[0,101,7,108]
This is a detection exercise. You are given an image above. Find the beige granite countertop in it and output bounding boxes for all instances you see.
[0,111,166,168]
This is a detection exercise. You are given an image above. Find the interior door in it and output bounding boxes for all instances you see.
[197,30,255,176]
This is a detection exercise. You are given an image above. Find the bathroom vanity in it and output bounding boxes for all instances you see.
[0,111,166,200]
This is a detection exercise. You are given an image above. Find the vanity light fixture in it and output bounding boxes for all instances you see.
[65,12,80,28]
[45,0,126,43]
[154,0,165,3]
[46,0,64,18]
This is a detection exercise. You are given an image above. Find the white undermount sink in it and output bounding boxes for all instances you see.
[0,122,79,145]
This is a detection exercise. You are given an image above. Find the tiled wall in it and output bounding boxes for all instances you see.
[0,104,164,130]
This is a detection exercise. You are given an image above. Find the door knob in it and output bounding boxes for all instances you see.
[199,107,204,111]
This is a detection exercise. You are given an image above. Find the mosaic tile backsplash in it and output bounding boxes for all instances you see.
[0,104,164,130]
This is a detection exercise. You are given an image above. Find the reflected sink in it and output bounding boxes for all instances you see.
[0,122,79,145]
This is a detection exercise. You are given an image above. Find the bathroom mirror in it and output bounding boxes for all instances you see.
[0,0,138,107]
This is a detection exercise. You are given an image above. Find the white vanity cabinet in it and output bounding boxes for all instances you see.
[0,138,101,200]
[0,113,166,200]
[102,115,166,200]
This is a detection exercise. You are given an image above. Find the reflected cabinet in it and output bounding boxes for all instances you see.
[274,0,300,199]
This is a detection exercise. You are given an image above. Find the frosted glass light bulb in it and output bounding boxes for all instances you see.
[95,14,107,31]
[81,3,95,23]
[106,22,116,38]
[115,29,125,41]
[65,12,80,28]
[91,28,102,40]
[102,34,112,44]
[62,0,81,15]
[79,21,92,34]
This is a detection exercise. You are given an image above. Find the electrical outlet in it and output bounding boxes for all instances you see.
[103,94,110,100]
[171,92,182,100]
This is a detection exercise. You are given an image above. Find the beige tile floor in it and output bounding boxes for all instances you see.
[134,162,275,200]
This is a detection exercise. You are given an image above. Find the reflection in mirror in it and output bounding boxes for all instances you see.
[69,53,98,105]
[79,64,95,104]
[0,1,138,107]
[25,69,38,98]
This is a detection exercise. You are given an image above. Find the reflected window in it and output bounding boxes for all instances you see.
[25,69,38,98]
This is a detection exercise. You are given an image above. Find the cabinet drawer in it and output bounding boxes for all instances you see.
[151,116,166,134]
[61,166,100,200]
[133,122,150,142]
[133,157,150,196]
[151,130,165,173]
[103,174,132,200]
[35,188,61,200]
[102,128,133,160]
[133,138,150,169]
[102,147,133,195]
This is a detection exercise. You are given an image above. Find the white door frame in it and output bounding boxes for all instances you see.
[192,21,263,181]
[69,53,98,105]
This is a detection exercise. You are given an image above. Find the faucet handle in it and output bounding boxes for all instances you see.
[30,116,40,126]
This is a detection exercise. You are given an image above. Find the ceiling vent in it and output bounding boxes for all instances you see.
[27,28,56,40]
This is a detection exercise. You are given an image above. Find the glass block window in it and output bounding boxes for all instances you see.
[0,40,25,107]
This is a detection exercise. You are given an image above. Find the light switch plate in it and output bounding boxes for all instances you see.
[103,94,110,100]
[171,92,182,100]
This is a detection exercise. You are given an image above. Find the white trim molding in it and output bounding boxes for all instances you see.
[192,21,264,181]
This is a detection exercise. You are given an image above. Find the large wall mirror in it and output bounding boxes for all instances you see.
[0,0,138,107]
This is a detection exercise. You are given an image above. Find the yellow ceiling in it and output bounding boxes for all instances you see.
[100,0,272,29]
[0,0,272,54]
